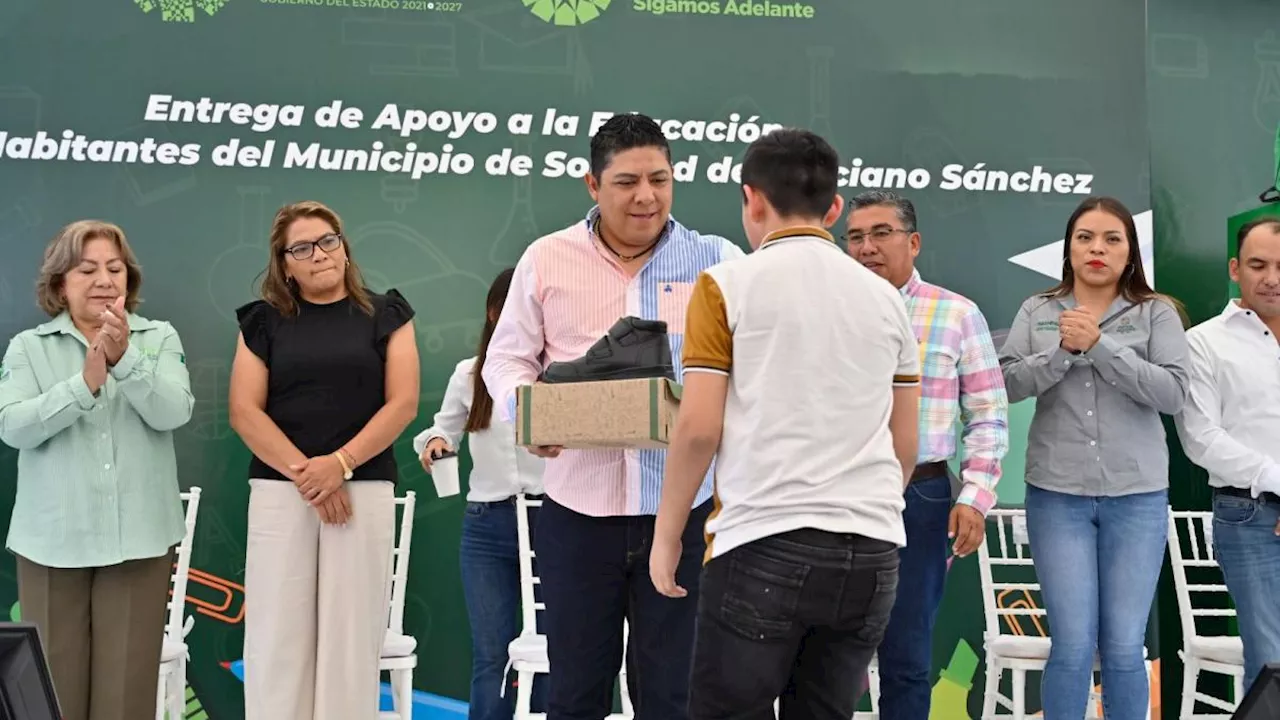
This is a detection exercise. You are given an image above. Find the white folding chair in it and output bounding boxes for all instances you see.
[858,656,881,719]
[1167,509,1245,719]
[977,509,1150,720]
[509,493,632,720]
[155,487,202,720]
[380,491,419,720]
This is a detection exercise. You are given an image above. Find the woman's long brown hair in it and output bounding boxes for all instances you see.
[259,201,373,317]
[1043,195,1188,326]
[463,268,517,433]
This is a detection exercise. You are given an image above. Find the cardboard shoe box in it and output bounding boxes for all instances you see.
[515,377,682,449]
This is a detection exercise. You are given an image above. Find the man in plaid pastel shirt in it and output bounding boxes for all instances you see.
[845,190,1009,720]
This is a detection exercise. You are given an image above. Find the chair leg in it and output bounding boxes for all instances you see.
[155,665,167,720]
[1233,672,1245,707]
[167,660,185,720]
[981,659,1000,719]
[1011,668,1025,720]
[514,670,534,720]
[396,668,413,719]
[1084,668,1099,720]
[868,661,880,712]
[1179,659,1198,720]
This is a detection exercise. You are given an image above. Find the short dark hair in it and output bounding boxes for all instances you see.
[1237,217,1280,258]
[847,190,918,234]
[589,113,671,178]
[740,128,839,219]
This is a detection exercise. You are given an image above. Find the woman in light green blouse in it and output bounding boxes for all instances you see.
[0,220,193,720]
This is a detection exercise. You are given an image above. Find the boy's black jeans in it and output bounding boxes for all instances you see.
[689,528,900,720]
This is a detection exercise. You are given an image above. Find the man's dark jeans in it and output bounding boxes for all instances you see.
[689,528,900,720]
[875,473,953,720]
[536,497,713,720]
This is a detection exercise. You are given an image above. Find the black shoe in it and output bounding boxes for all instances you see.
[540,316,676,384]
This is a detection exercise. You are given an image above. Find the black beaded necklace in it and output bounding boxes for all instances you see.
[593,216,662,262]
[602,235,661,262]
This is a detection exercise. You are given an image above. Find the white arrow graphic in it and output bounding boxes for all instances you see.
[1007,209,1155,286]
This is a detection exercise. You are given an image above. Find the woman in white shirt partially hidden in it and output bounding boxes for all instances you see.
[414,268,546,720]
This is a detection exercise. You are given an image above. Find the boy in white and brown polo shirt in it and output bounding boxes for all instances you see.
[648,128,922,720]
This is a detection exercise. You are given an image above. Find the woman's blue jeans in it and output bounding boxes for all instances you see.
[1024,484,1166,720]
[459,499,546,720]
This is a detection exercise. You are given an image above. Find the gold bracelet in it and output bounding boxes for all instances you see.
[333,451,353,479]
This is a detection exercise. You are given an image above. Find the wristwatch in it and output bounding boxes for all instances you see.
[333,450,354,480]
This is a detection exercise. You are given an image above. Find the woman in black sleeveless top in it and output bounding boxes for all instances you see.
[228,201,420,720]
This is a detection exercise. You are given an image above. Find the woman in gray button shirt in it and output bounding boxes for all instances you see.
[999,196,1189,720]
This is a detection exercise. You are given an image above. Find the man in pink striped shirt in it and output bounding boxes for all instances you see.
[846,190,1009,720]
[482,113,744,720]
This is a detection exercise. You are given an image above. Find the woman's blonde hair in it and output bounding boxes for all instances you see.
[259,201,373,317]
[35,220,143,317]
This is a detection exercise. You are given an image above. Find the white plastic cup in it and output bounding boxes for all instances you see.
[431,451,460,498]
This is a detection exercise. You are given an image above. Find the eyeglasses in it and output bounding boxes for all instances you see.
[282,233,343,261]
[846,228,910,245]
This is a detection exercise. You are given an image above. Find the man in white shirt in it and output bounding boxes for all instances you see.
[1175,216,1280,693]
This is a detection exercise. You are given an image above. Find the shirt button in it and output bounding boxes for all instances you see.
[1110,381,1117,386]
[1085,382,1092,388]
[104,463,111,470]
[100,433,108,439]
[1089,440,1097,446]
[1087,410,1094,416]
[1096,456,1101,461]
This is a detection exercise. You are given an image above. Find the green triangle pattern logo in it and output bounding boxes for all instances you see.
[135,0,229,23]
[523,0,610,26]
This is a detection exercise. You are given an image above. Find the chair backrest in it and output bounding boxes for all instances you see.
[977,508,1048,640]
[166,487,202,641]
[514,493,543,637]
[386,491,417,635]
[1167,508,1234,643]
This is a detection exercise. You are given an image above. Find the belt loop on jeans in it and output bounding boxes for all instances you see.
[910,461,948,484]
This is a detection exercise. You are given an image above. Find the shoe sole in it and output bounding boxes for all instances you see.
[540,364,676,384]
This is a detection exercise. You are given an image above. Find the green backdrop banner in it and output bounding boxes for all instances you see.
[0,1,1151,717]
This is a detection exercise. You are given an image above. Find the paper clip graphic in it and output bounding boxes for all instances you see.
[184,567,246,625]
[996,588,1047,638]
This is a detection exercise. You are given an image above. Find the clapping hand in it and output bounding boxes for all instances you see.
[82,338,107,394]
[1059,308,1101,353]
[98,297,130,366]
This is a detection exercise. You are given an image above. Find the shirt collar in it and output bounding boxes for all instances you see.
[585,205,676,251]
[1222,299,1250,320]
[899,268,923,298]
[759,225,835,248]
[1222,299,1269,328]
